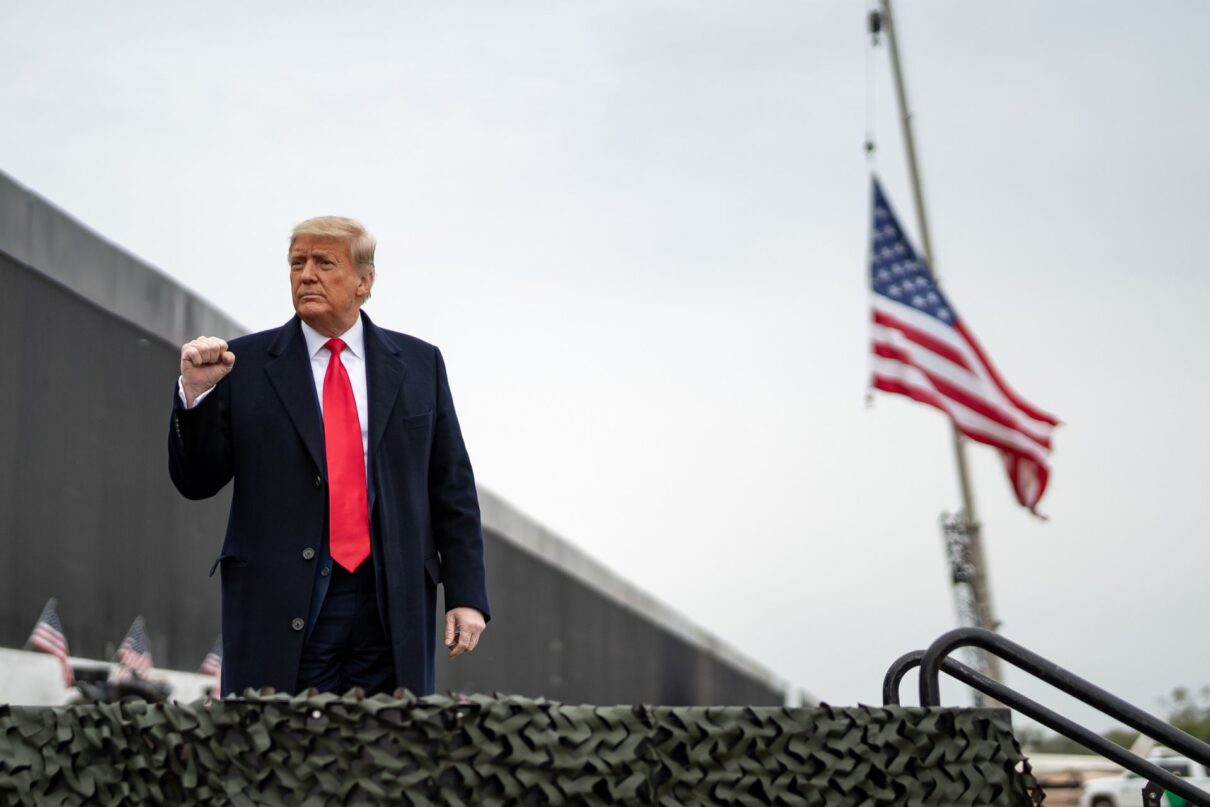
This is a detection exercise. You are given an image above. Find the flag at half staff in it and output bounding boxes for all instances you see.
[26,597,74,687]
[114,616,154,681]
[868,176,1060,515]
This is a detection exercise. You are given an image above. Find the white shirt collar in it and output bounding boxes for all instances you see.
[300,313,365,360]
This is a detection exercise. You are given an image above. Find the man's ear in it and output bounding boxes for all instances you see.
[357,270,375,300]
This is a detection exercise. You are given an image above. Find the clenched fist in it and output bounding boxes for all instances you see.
[180,336,235,407]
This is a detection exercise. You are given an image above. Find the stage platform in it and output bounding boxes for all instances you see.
[0,691,1040,805]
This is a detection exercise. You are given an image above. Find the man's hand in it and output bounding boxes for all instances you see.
[180,336,235,407]
[444,607,486,658]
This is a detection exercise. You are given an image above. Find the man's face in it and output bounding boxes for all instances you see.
[289,235,373,336]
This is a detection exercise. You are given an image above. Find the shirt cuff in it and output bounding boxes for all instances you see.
[178,377,216,409]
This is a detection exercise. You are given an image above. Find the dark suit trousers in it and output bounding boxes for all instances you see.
[297,561,396,696]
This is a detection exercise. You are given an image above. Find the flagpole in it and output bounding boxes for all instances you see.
[877,0,1004,685]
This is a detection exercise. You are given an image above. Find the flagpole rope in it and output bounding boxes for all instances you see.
[864,2,882,409]
[865,2,881,163]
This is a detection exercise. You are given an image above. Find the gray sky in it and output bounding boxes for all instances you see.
[3,1,1208,732]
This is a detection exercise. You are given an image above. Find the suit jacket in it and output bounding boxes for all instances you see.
[168,312,490,696]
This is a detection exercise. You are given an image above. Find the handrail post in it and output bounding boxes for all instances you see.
[882,650,924,706]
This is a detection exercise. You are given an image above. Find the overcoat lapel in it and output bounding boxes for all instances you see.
[364,312,407,456]
[264,318,326,474]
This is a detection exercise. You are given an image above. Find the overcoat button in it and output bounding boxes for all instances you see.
[314,475,322,488]
[302,547,316,560]
[321,566,331,577]
[291,618,305,631]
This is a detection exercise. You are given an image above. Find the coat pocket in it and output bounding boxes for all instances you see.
[208,553,246,577]
[424,554,442,585]
[402,411,433,431]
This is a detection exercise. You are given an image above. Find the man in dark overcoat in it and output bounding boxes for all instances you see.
[169,216,489,696]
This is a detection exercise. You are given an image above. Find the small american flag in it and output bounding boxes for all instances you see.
[26,597,74,687]
[114,616,154,681]
[868,177,1059,515]
[199,635,222,697]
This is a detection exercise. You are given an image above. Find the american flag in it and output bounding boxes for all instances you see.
[114,616,154,681]
[868,177,1059,515]
[199,635,222,697]
[26,597,74,687]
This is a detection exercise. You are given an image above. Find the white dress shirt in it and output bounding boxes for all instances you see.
[178,315,371,468]
[299,316,370,468]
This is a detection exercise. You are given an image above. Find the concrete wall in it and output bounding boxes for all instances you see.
[0,169,793,706]
[0,248,228,672]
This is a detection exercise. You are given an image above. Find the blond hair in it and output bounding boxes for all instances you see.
[289,216,377,276]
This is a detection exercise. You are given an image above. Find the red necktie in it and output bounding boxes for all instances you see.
[322,338,370,571]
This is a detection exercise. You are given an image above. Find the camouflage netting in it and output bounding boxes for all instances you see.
[0,692,1041,805]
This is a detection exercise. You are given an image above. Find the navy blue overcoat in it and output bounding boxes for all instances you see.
[168,313,490,696]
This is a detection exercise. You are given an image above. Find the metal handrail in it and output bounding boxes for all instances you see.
[884,629,1210,807]
[919,629,1210,764]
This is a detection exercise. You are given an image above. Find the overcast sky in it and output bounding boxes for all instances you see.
[3,1,1207,733]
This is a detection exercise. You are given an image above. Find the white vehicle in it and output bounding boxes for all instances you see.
[1079,751,1210,807]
